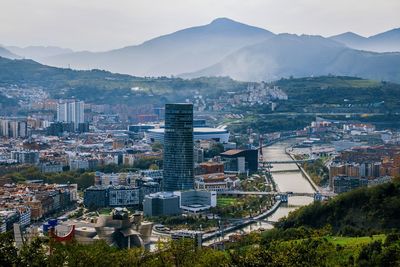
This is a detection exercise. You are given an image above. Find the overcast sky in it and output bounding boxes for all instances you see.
[1,0,399,51]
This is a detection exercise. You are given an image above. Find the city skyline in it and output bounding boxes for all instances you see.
[0,0,399,51]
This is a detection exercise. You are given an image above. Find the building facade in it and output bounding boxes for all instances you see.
[0,118,28,138]
[57,99,85,130]
[220,149,258,174]
[163,103,194,191]
[143,192,181,217]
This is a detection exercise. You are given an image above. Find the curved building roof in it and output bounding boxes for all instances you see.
[147,127,228,134]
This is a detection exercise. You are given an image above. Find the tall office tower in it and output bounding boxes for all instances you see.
[57,99,85,130]
[163,103,194,191]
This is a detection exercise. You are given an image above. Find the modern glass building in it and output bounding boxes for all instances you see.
[163,103,194,191]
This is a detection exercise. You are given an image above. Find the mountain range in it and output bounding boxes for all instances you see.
[5,45,73,60]
[330,28,400,52]
[0,46,20,59]
[1,18,400,82]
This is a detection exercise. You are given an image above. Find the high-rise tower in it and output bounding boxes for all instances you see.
[57,99,84,130]
[163,103,194,191]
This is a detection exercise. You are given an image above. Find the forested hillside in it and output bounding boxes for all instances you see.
[278,178,400,235]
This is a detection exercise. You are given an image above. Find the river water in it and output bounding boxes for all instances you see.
[217,139,316,237]
[263,139,315,221]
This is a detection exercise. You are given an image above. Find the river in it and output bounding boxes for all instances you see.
[211,138,316,239]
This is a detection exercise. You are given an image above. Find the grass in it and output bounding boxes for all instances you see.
[98,208,112,215]
[217,197,240,207]
[326,234,386,246]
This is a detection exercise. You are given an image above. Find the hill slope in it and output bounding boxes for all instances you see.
[185,34,400,82]
[0,56,245,104]
[41,18,273,76]
[5,45,73,60]
[0,47,20,59]
[278,179,400,234]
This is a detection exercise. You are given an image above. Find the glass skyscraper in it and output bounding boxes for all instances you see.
[163,103,194,191]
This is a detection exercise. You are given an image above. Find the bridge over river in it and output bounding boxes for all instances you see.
[263,159,314,164]
[217,190,335,201]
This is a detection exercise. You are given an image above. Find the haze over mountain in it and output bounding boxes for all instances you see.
[184,34,400,82]
[330,28,400,52]
[0,46,21,59]
[13,17,400,83]
[41,18,273,76]
[5,45,73,60]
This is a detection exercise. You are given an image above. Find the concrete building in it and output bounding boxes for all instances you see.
[163,103,194,192]
[40,163,64,173]
[0,118,28,138]
[83,186,109,209]
[84,185,140,209]
[195,173,240,192]
[109,186,140,207]
[57,99,85,130]
[11,150,40,165]
[94,171,138,186]
[143,192,181,217]
[174,190,217,213]
[17,207,31,228]
[333,176,368,194]
[220,149,258,174]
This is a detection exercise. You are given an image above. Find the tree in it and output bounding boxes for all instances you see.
[0,232,19,266]
[19,237,48,267]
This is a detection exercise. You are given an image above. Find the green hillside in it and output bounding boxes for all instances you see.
[277,179,400,235]
[0,57,246,104]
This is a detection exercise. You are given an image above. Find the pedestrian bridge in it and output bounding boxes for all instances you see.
[217,190,335,202]
[263,159,314,164]
[217,190,314,197]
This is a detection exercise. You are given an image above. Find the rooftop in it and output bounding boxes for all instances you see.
[148,127,228,134]
[220,149,245,156]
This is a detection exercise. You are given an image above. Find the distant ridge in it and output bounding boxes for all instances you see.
[5,45,73,60]
[8,17,398,82]
[0,46,21,59]
[183,34,400,82]
[330,28,400,52]
[41,18,273,76]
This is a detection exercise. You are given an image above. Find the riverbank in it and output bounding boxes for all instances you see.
[202,200,282,242]
[286,151,319,192]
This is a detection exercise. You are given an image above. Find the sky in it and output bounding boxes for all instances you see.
[1,0,399,51]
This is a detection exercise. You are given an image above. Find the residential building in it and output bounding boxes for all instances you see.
[0,118,28,138]
[57,99,85,130]
[11,150,40,165]
[333,176,368,194]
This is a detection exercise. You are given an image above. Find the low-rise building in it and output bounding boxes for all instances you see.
[333,176,368,194]
[11,150,40,165]
[220,149,258,174]
[195,173,240,192]
[174,190,217,213]
[143,192,181,217]
[84,185,140,209]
